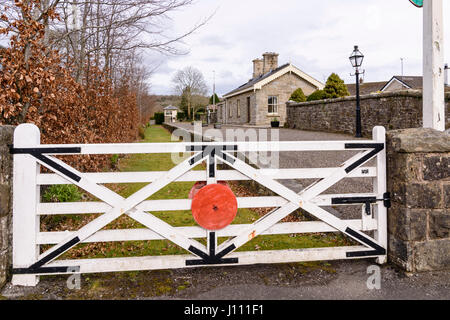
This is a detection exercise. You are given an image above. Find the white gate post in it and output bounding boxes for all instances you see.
[373,126,387,264]
[12,124,41,286]
[423,0,445,131]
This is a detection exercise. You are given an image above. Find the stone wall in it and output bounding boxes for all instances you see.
[387,128,450,272]
[0,126,14,289]
[286,90,450,137]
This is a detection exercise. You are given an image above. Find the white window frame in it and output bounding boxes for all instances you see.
[268,96,278,115]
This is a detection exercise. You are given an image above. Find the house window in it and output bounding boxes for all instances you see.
[268,96,278,114]
[229,102,232,118]
[237,99,241,117]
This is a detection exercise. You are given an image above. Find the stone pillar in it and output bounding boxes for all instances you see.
[0,126,15,289]
[387,128,450,272]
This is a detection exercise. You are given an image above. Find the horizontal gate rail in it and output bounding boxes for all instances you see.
[37,219,378,245]
[37,193,378,215]
[11,124,388,286]
[36,167,377,185]
[16,140,380,155]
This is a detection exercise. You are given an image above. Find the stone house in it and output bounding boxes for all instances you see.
[219,52,324,126]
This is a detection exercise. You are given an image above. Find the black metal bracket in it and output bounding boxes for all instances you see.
[345,227,386,258]
[186,145,238,168]
[186,232,238,266]
[13,266,80,275]
[9,146,82,182]
[9,146,82,155]
[13,237,81,275]
[344,143,384,174]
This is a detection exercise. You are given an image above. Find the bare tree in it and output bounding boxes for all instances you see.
[172,66,207,119]
[2,0,211,88]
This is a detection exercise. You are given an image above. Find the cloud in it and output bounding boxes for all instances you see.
[148,0,450,95]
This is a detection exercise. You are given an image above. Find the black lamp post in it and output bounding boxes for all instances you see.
[349,45,364,138]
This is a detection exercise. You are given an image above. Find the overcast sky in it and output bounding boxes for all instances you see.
[145,0,450,97]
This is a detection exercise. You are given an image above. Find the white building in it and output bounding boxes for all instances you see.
[163,106,179,123]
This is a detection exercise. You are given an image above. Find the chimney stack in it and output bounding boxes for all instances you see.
[262,52,279,74]
[253,59,264,79]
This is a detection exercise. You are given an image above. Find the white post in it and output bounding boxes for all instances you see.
[423,0,445,131]
[373,126,387,264]
[12,124,41,286]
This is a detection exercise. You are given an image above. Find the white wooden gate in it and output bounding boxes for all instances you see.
[11,124,389,286]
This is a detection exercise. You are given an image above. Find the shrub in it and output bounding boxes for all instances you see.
[323,73,350,99]
[154,112,165,124]
[307,90,327,101]
[289,88,307,103]
[43,185,82,203]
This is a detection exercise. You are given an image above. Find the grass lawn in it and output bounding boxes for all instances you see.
[50,125,352,260]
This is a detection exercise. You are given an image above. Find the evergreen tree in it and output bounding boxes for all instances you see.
[289,88,307,103]
[323,73,350,99]
[209,93,220,105]
[307,90,327,101]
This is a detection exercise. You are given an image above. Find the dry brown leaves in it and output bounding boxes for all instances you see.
[0,0,140,172]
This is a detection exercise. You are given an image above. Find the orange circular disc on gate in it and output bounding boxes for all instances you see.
[191,184,238,230]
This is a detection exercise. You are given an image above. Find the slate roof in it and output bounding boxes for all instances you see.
[163,105,179,110]
[224,63,291,97]
[346,81,387,96]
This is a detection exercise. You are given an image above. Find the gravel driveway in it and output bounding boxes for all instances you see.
[170,123,376,219]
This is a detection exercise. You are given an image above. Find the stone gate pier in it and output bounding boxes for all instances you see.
[387,128,449,272]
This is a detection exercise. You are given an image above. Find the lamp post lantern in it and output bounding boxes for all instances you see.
[349,45,364,138]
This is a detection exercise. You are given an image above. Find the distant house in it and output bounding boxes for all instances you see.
[163,106,179,123]
[380,76,423,92]
[346,77,423,96]
[347,72,450,96]
[219,52,324,126]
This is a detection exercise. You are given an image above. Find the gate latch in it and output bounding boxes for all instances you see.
[332,192,391,216]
